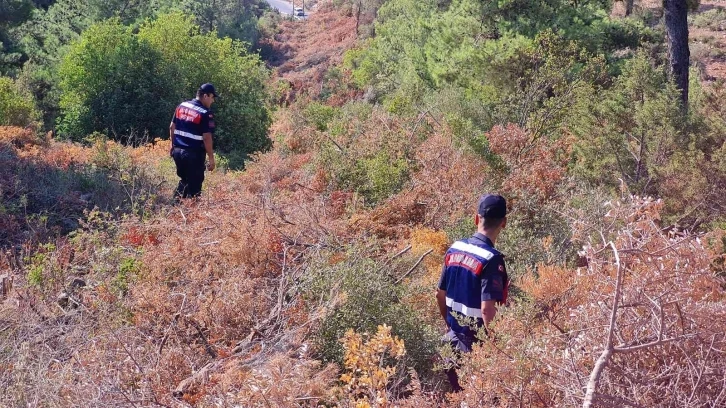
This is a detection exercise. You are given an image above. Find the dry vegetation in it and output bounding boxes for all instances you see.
[2,0,726,407]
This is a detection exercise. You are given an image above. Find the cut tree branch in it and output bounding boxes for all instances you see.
[583,241,621,408]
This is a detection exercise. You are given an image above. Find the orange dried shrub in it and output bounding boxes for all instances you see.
[410,228,450,258]
[201,274,264,343]
[410,227,449,285]
[447,307,561,408]
[352,128,490,240]
[0,126,40,147]
[264,4,359,101]
[121,226,159,247]
[704,229,726,278]
[337,325,407,407]
[268,107,319,155]
[518,263,591,332]
[403,228,450,326]
[487,124,571,207]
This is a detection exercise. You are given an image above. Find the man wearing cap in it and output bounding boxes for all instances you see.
[435,194,509,391]
[169,83,218,199]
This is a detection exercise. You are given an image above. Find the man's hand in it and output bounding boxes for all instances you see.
[206,155,215,171]
[482,300,497,326]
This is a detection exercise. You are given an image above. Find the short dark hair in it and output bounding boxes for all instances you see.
[482,217,505,230]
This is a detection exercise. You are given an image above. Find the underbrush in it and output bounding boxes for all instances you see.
[689,7,726,30]
[300,247,440,379]
[3,8,726,403]
[0,127,174,248]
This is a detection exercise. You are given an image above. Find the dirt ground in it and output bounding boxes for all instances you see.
[632,0,726,80]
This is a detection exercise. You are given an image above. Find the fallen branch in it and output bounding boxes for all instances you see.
[395,249,433,284]
[158,293,186,356]
[375,245,411,276]
[172,359,227,399]
[186,316,217,359]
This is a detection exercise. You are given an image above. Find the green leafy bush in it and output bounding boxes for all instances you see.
[303,102,339,132]
[57,12,271,167]
[57,19,173,143]
[317,141,411,205]
[0,76,40,127]
[357,151,410,204]
[689,7,726,30]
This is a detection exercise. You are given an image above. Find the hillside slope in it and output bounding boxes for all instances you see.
[2,0,726,406]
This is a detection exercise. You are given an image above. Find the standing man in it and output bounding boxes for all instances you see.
[436,193,509,391]
[169,83,218,199]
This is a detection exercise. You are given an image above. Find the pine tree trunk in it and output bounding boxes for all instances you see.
[664,0,690,109]
[625,0,634,16]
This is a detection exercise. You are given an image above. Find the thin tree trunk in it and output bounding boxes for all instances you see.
[625,0,634,16]
[355,0,362,37]
[663,0,690,109]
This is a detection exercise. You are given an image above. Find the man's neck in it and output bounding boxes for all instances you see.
[476,228,499,245]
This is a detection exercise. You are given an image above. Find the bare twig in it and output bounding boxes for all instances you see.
[186,316,217,359]
[158,293,186,356]
[395,249,433,284]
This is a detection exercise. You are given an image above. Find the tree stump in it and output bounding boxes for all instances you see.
[0,274,12,300]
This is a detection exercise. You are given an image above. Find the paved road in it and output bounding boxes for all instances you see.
[265,0,308,17]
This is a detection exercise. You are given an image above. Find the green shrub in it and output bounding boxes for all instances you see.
[24,243,56,287]
[357,150,410,204]
[138,12,272,165]
[303,102,339,132]
[317,144,411,205]
[112,257,139,296]
[57,19,174,142]
[689,7,726,30]
[57,12,271,167]
[0,76,40,127]
[300,250,439,375]
[567,52,684,191]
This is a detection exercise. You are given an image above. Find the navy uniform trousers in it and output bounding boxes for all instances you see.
[172,147,205,198]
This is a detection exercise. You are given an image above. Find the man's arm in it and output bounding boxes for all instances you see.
[436,289,449,327]
[202,132,215,171]
[169,122,175,155]
[481,300,497,326]
[480,255,506,327]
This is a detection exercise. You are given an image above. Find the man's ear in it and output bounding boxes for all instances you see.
[474,213,481,227]
[502,216,507,229]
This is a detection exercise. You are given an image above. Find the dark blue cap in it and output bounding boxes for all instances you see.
[477,194,507,218]
[199,83,218,97]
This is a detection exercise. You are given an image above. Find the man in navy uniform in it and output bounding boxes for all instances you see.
[169,83,218,199]
[436,193,509,391]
